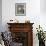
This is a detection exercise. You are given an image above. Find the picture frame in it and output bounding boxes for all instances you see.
[15,3,26,16]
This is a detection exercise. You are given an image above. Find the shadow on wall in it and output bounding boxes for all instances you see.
[40,0,46,14]
[0,0,2,32]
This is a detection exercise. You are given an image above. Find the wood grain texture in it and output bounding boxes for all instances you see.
[7,23,34,46]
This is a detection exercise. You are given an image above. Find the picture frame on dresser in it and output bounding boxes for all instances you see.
[15,3,26,16]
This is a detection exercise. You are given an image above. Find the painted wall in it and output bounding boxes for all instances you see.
[40,0,46,13]
[40,0,46,31]
[0,0,2,32]
[2,0,46,46]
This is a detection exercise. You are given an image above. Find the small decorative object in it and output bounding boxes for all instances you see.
[36,25,45,46]
[10,20,13,21]
[25,20,30,23]
[25,17,30,23]
[9,19,19,23]
[14,19,19,23]
[9,19,14,23]
[15,3,26,16]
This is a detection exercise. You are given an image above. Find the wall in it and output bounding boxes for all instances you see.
[40,0,46,13]
[2,0,46,46]
[0,0,2,32]
[40,0,46,31]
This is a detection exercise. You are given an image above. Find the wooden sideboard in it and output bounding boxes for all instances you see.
[7,23,34,46]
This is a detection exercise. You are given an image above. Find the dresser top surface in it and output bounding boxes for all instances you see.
[7,23,34,25]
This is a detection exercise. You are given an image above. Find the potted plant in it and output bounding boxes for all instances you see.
[36,25,45,46]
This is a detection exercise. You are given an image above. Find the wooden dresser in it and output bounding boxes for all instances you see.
[7,23,34,46]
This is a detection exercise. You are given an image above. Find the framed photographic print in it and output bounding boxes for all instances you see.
[15,3,26,16]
